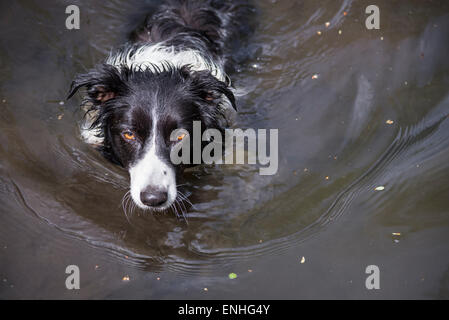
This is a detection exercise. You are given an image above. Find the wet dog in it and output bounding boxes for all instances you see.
[68,0,250,215]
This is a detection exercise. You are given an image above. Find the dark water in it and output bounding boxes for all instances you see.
[1,0,449,299]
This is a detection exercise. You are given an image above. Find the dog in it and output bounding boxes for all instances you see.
[68,0,250,216]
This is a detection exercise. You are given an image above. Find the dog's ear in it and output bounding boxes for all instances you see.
[183,68,237,112]
[67,64,127,104]
[186,69,237,129]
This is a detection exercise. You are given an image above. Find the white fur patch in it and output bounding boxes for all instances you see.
[128,110,177,210]
[79,109,104,146]
[106,44,227,82]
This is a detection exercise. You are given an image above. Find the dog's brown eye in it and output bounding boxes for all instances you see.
[123,131,135,141]
[177,133,186,141]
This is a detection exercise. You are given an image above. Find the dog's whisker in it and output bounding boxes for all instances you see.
[121,190,129,210]
[121,190,133,223]
[178,190,194,208]
[179,196,188,213]
[169,203,177,218]
[179,194,193,207]
[175,196,188,224]
[130,200,137,218]
[179,202,188,224]
[173,200,181,219]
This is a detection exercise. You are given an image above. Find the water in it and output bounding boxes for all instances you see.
[0,0,448,299]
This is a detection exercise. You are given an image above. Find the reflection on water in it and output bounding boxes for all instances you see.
[0,0,448,298]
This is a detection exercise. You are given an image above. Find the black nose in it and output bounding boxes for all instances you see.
[140,187,168,207]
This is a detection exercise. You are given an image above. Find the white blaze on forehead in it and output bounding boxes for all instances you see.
[128,110,177,209]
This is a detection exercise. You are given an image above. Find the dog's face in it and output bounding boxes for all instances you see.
[69,64,235,212]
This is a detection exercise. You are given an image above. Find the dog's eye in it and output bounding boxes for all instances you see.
[177,133,186,141]
[122,131,136,141]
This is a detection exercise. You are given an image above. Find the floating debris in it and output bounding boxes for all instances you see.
[300,256,306,264]
[392,232,401,244]
[228,273,238,280]
[374,186,385,191]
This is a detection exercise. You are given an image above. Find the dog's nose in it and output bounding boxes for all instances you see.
[140,187,168,207]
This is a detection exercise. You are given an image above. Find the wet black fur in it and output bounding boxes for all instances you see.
[130,0,252,62]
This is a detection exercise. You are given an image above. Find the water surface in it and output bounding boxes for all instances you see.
[0,0,449,299]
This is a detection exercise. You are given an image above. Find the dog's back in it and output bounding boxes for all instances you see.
[129,0,252,65]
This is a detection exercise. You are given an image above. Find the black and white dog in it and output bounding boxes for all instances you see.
[68,0,250,215]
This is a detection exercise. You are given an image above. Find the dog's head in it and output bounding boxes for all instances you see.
[68,63,236,211]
